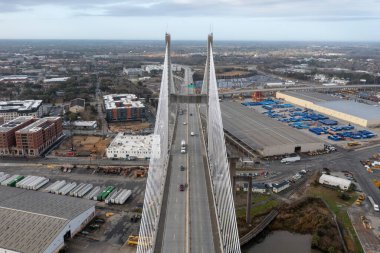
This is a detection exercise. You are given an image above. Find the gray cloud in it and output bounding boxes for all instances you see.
[0,0,379,23]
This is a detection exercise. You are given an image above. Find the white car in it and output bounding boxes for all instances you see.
[183,122,187,125]
[190,132,195,136]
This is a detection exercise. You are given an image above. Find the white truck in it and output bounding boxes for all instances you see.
[281,156,301,163]
[368,196,379,212]
[181,140,186,154]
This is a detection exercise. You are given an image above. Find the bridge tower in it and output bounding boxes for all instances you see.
[138,34,241,253]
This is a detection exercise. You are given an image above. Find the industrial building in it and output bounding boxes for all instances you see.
[0,116,63,157]
[0,100,43,122]
[106,133,153,159]
[0,186,95,253]
[221,102,324,157]
[103,94,145,122]
[272,181,290,193]
[276,91,380,128]
[319,174,351,190]
[69,120,98,130]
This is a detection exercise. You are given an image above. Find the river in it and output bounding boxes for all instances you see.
[242,231,322,253]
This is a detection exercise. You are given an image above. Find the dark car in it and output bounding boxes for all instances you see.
[190,113,193,116]
[179,184,185,191]
[180,165,185,171]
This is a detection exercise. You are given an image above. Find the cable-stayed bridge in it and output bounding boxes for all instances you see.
[137,34,241,253]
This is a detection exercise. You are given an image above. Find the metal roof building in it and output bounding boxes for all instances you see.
[0,186,96,253]
[221,102,324,157]
[277,91,380,127]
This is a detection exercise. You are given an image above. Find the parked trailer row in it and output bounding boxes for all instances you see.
[105,189,122,204]
[58,182,77,195]
[96,186,114,201]
[1,175,19,186]
[0,174,10,183]
[77,184,93,198]
[47,180,66,193]
[115,189,132,205]
[0,173,129,204]
[16,176,49,190]
[84,186,101,200]
[69,183,86,196]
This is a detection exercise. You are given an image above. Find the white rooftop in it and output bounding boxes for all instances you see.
[43,77,70,83]
[107,133,153,152]
[316,100,380,121]
[0,100,42,112]
[103,94,144,110]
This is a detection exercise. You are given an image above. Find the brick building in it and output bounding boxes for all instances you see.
[0,116,63,157]
[0,116,35,156]
[103,94,145,122]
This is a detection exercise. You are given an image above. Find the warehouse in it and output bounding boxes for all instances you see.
[106,132,153,159]
[276,91,380,128]
[0,186,96,253]
[319,174,351,190]
[221,102,324,157]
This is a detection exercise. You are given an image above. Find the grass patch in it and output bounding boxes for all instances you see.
[236,199,279,218]
[306,185,363,253]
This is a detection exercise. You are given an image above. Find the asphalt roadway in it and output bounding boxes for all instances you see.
[161,103,188,253]
[161,66,216,253]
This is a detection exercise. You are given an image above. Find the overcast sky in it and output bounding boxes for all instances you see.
[1,0,380,41]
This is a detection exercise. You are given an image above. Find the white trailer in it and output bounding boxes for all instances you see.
[281,156,301,163]
[52,180,66,194]
[33,178,49,190]
[24,176,40,189]
[106,188,121,204]
[28,177,44,190]
[117,190,132,204]
[43,181,61,192]
[70,183,86,196]
[16,176,33,188]
[0,174,10,183]
[110,189,124,204]
[85,186,100,200]
[60,182,77,195]
[368,196,379,212]
[77,184,93,198]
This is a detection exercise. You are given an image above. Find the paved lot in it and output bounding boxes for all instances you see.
[348,206,380,253]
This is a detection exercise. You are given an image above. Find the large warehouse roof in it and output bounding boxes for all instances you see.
[0,186,96,253]
[221,101,323,156]
[317,100,380,121]
[279,91,339,103]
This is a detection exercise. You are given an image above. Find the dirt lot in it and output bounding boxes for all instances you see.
[109,122,151,132]
[54,135,111,157]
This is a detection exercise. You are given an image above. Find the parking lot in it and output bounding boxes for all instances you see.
[242,98,380,149]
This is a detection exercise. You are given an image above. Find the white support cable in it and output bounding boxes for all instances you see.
[137,40,171,253]
[207,45,241,253]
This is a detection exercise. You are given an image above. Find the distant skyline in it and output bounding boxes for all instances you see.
[1,0,380,41]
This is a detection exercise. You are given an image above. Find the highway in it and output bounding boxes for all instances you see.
[161,103,188,253]
[219,84,380,95]
[185,68,215,252]
[160,66,216,253]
